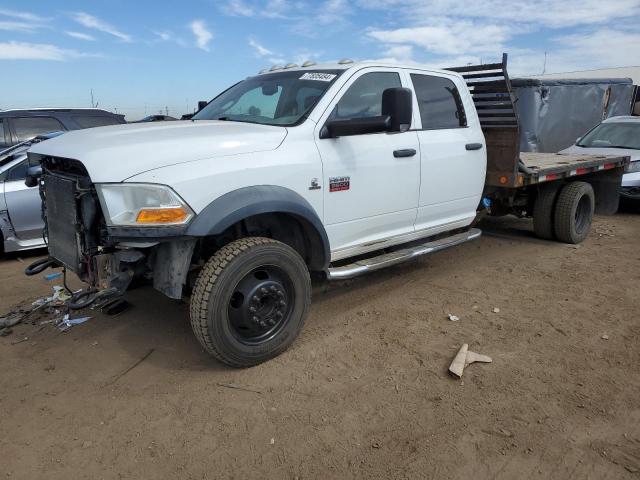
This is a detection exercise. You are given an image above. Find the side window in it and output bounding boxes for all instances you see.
[72,115,122,128]
[12,116,66,142]
[411,74,467,129]
[331,72,401,120]
[7,159,28,182]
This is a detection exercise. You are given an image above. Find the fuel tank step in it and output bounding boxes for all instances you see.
[326,228,482,280]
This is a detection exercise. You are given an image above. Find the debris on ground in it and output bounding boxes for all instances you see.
[44,272,63,281]
[10,336,29,345]
[447,314,460,322]
[449,343,492,378]
[58,314,92,332]
[601,334,609,340]
[493,307,501,313]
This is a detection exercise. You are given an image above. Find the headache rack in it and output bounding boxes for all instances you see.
[447,53,522,188]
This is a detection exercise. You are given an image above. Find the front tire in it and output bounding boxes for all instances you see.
[189,237,311,367]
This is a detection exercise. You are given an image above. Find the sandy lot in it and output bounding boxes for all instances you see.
[1,209,639,480]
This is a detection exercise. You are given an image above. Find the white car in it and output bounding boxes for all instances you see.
[26,59,629,367]
[560,116,640,202]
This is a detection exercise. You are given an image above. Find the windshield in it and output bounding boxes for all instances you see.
[578,122,640,150]
[193,70,342,126]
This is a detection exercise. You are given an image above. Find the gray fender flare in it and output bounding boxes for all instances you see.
[186,185,330,270]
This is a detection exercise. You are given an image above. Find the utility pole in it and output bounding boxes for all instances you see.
[90,89,95,108]
[542,52,548,75]
[165,106,169,116]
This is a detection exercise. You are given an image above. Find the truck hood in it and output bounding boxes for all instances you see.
[559,145,639,162]
[28,120,287,182]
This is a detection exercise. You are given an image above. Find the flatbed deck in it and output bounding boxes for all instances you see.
[519,152,629,186]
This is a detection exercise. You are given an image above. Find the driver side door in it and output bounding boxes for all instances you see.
[314,69,420,260]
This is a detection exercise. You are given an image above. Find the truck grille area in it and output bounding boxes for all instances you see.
[43,173,81,271]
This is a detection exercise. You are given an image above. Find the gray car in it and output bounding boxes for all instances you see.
[560,116,640,202]
[0,133,63,253]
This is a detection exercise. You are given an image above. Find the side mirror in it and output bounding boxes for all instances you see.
[320,115,391,139]
[382,87,412,133]
[197,100,208,111]
[575,137,582,144]
[319,87,413,139]
[25,165,42,188]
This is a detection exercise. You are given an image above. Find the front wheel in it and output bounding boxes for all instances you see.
[189,237,311,367]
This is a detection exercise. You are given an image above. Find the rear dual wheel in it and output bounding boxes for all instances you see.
[189,237,311,368]
[533,181,595,244]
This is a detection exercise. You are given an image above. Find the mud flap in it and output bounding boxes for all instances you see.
[152,240,196,299]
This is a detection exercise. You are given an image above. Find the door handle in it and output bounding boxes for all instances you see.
[393,149,417,158]
[465,143,483,151]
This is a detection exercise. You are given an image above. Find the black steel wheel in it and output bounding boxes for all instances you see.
[227,265,294,345]
[190,237,311,367]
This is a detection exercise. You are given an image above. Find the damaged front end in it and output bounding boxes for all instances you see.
[25,155,196,308]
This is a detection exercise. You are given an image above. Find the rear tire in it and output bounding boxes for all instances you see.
[553,182,595,244]
[533,183,560,240]
[189,237,311,368]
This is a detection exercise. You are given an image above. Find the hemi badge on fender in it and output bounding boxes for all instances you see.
[329,176,350,192]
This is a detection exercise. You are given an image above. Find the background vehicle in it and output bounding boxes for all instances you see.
[26,55,629,367]
[135,114,177,122]
[559,116,640,202]
[0,133,64,253]
[0,108,125,150]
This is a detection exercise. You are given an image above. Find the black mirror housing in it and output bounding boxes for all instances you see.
[320,115,391,139]
[382,87,412,132]
[25,165,42,188]
[197,100,208,111]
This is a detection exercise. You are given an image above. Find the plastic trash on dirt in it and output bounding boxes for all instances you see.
[57,314,92,332]
[449,343,492,378]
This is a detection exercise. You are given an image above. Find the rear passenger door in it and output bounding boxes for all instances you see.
[407,71,486,233]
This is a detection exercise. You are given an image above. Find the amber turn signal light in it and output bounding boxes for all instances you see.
[136,207,189,224]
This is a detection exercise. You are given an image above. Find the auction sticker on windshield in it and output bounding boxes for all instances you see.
[300,72,337,82]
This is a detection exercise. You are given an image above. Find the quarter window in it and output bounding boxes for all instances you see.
[411,74,467,129]
[13,116,66,142]
[331,72,402,120]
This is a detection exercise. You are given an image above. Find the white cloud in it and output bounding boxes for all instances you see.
[248,38,274,57]
[223,0,256,16]
[368,19,510,57]
[0,20,40,32]
[358,0,640,29]
[221,0,296,19]
[71,12,132,42]
[189,20,212,51]
[0,8,48,23]
[0,41,93,61]
[65,31,95,41]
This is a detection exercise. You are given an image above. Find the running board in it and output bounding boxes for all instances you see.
[326,228,482,280]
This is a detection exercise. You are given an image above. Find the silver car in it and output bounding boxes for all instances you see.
[560,116,640,202]
[0,133,62,253]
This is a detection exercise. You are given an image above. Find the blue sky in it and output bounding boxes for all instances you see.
[1,0,639,120]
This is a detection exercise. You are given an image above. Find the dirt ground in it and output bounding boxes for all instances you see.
[1,208,639,480]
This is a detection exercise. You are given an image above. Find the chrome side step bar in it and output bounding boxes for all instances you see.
[326,228,482,280]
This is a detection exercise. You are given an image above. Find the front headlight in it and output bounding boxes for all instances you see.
[626,161,640,173]
[95,183,194,227]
